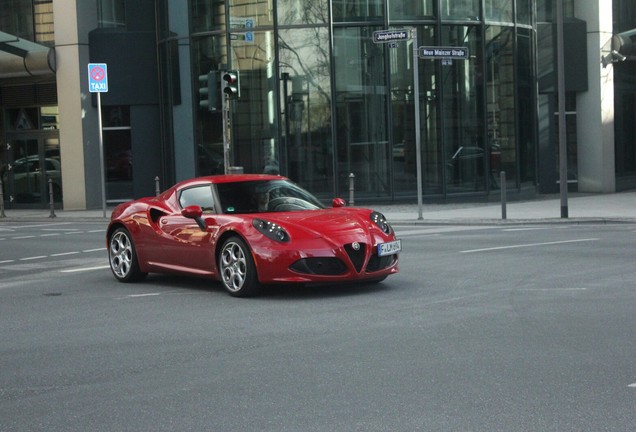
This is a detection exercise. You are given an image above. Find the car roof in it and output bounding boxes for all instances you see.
[171,174,287,189]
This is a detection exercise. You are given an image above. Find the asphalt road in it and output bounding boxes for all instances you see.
[1,220,635,431]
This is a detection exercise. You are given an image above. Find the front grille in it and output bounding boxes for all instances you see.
[290,258,347,275]
[344,243,366,273]
[366,253,397,272]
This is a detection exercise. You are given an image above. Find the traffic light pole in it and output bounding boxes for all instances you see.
[222,91,231,175]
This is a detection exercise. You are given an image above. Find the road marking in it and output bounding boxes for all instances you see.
[19,256,47,261]
[503,227,551,232]
[83,248,106,253]
[60,265,110,273]
[14,235,36,239]
[0,260,15,264]
[517,288,587,292]
[629,383,636,388]
[460,238,600,254]
[51,251,80,257]
[125,293,161,298]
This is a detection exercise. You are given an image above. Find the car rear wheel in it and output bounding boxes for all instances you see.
[109,227,147,282]
[218,236,260,297]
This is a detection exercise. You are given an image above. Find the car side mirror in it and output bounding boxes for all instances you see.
[332,198,346,208]
[182,205,206,231]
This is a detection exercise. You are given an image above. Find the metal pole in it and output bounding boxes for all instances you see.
[222,84,230,174]
[556,0,568,218]
[500,171,507,220]
[348,173,355,206]
[155,176,160,196]
[0,177,5,218]
[412,28,424,220]
[48,178,56,218]
[97,92,107,218]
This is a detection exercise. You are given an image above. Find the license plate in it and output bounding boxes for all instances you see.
[378,239,401,256]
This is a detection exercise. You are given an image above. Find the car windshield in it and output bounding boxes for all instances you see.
[216,179,325,214]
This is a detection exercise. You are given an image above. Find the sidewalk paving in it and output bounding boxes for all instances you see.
[1,191,636,225]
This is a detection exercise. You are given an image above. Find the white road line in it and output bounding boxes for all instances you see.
[60,265,110,273]
[14,236,36,239]
[517,288,587,292]
[125,293,161,298]
[51,251,80,257]
[628,383,636,388]
[40,233,61,237]
[83,248,106,253]
[460,238,600,254]
[0,260,15,264]
[503,227,551,232]
[19,256,47,261]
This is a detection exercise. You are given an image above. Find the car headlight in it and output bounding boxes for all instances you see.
[253,218,290,242]
[370,211,392,235]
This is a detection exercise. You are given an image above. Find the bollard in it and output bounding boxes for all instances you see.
[500,171,507,220]
[0,177,5,218]
[348,173,355,206]
[155,176,160,196]
[48,178,57,218]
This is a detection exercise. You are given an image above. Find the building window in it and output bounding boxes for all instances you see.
[485,26,516,187]
[334,26,389,198]
[279,27,333,194]
[333,0,383,22]
[441,25,487,193]
[441,0,480,21]
[102,106,132,183]
[98,0,126,28]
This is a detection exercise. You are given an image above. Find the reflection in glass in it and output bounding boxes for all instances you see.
[441,0,480,20]
[277,0,328,25]
[441,26,486,193]
[517,29,536,186]
[228,0,273,28]
[333,0,383,22]
[334,27,389,199]
[485,0,513,22]
[228,31,279,180]
[279,27,333,194]
[486,26,516,187]
[391,26,439,196]
[389,0,434,19]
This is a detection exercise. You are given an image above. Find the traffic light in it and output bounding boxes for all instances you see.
[222,70,240,99]
[198,71,220,111]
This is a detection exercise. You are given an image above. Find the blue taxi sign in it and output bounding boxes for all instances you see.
[88,63,108,93]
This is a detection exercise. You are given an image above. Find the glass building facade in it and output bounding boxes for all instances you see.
[155,0,539,202]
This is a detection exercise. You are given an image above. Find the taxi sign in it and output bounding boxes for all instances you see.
[88,63,108,93]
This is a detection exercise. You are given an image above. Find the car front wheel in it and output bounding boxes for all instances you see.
[109,227,147,282]
[218,236,260,297]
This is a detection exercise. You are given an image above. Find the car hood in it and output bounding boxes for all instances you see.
[258,208,379,240]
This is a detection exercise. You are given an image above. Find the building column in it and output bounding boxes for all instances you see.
[53,1,100,209]
[576,0,615,193]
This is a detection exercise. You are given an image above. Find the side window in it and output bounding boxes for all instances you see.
[179,186,215,211]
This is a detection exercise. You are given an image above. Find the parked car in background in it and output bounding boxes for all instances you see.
[1,156,62,202]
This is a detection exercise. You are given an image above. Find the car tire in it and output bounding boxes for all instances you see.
[109,227,147,283]
[218,236,260,297]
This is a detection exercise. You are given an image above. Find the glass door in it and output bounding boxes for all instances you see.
[2,135,62,208]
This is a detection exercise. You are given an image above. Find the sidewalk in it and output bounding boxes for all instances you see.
[1,191,636,224]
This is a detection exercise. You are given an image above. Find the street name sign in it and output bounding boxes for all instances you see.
[418,46,470,60]
[373,29,411,43]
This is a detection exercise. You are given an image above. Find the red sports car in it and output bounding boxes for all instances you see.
[106,174,401,297]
